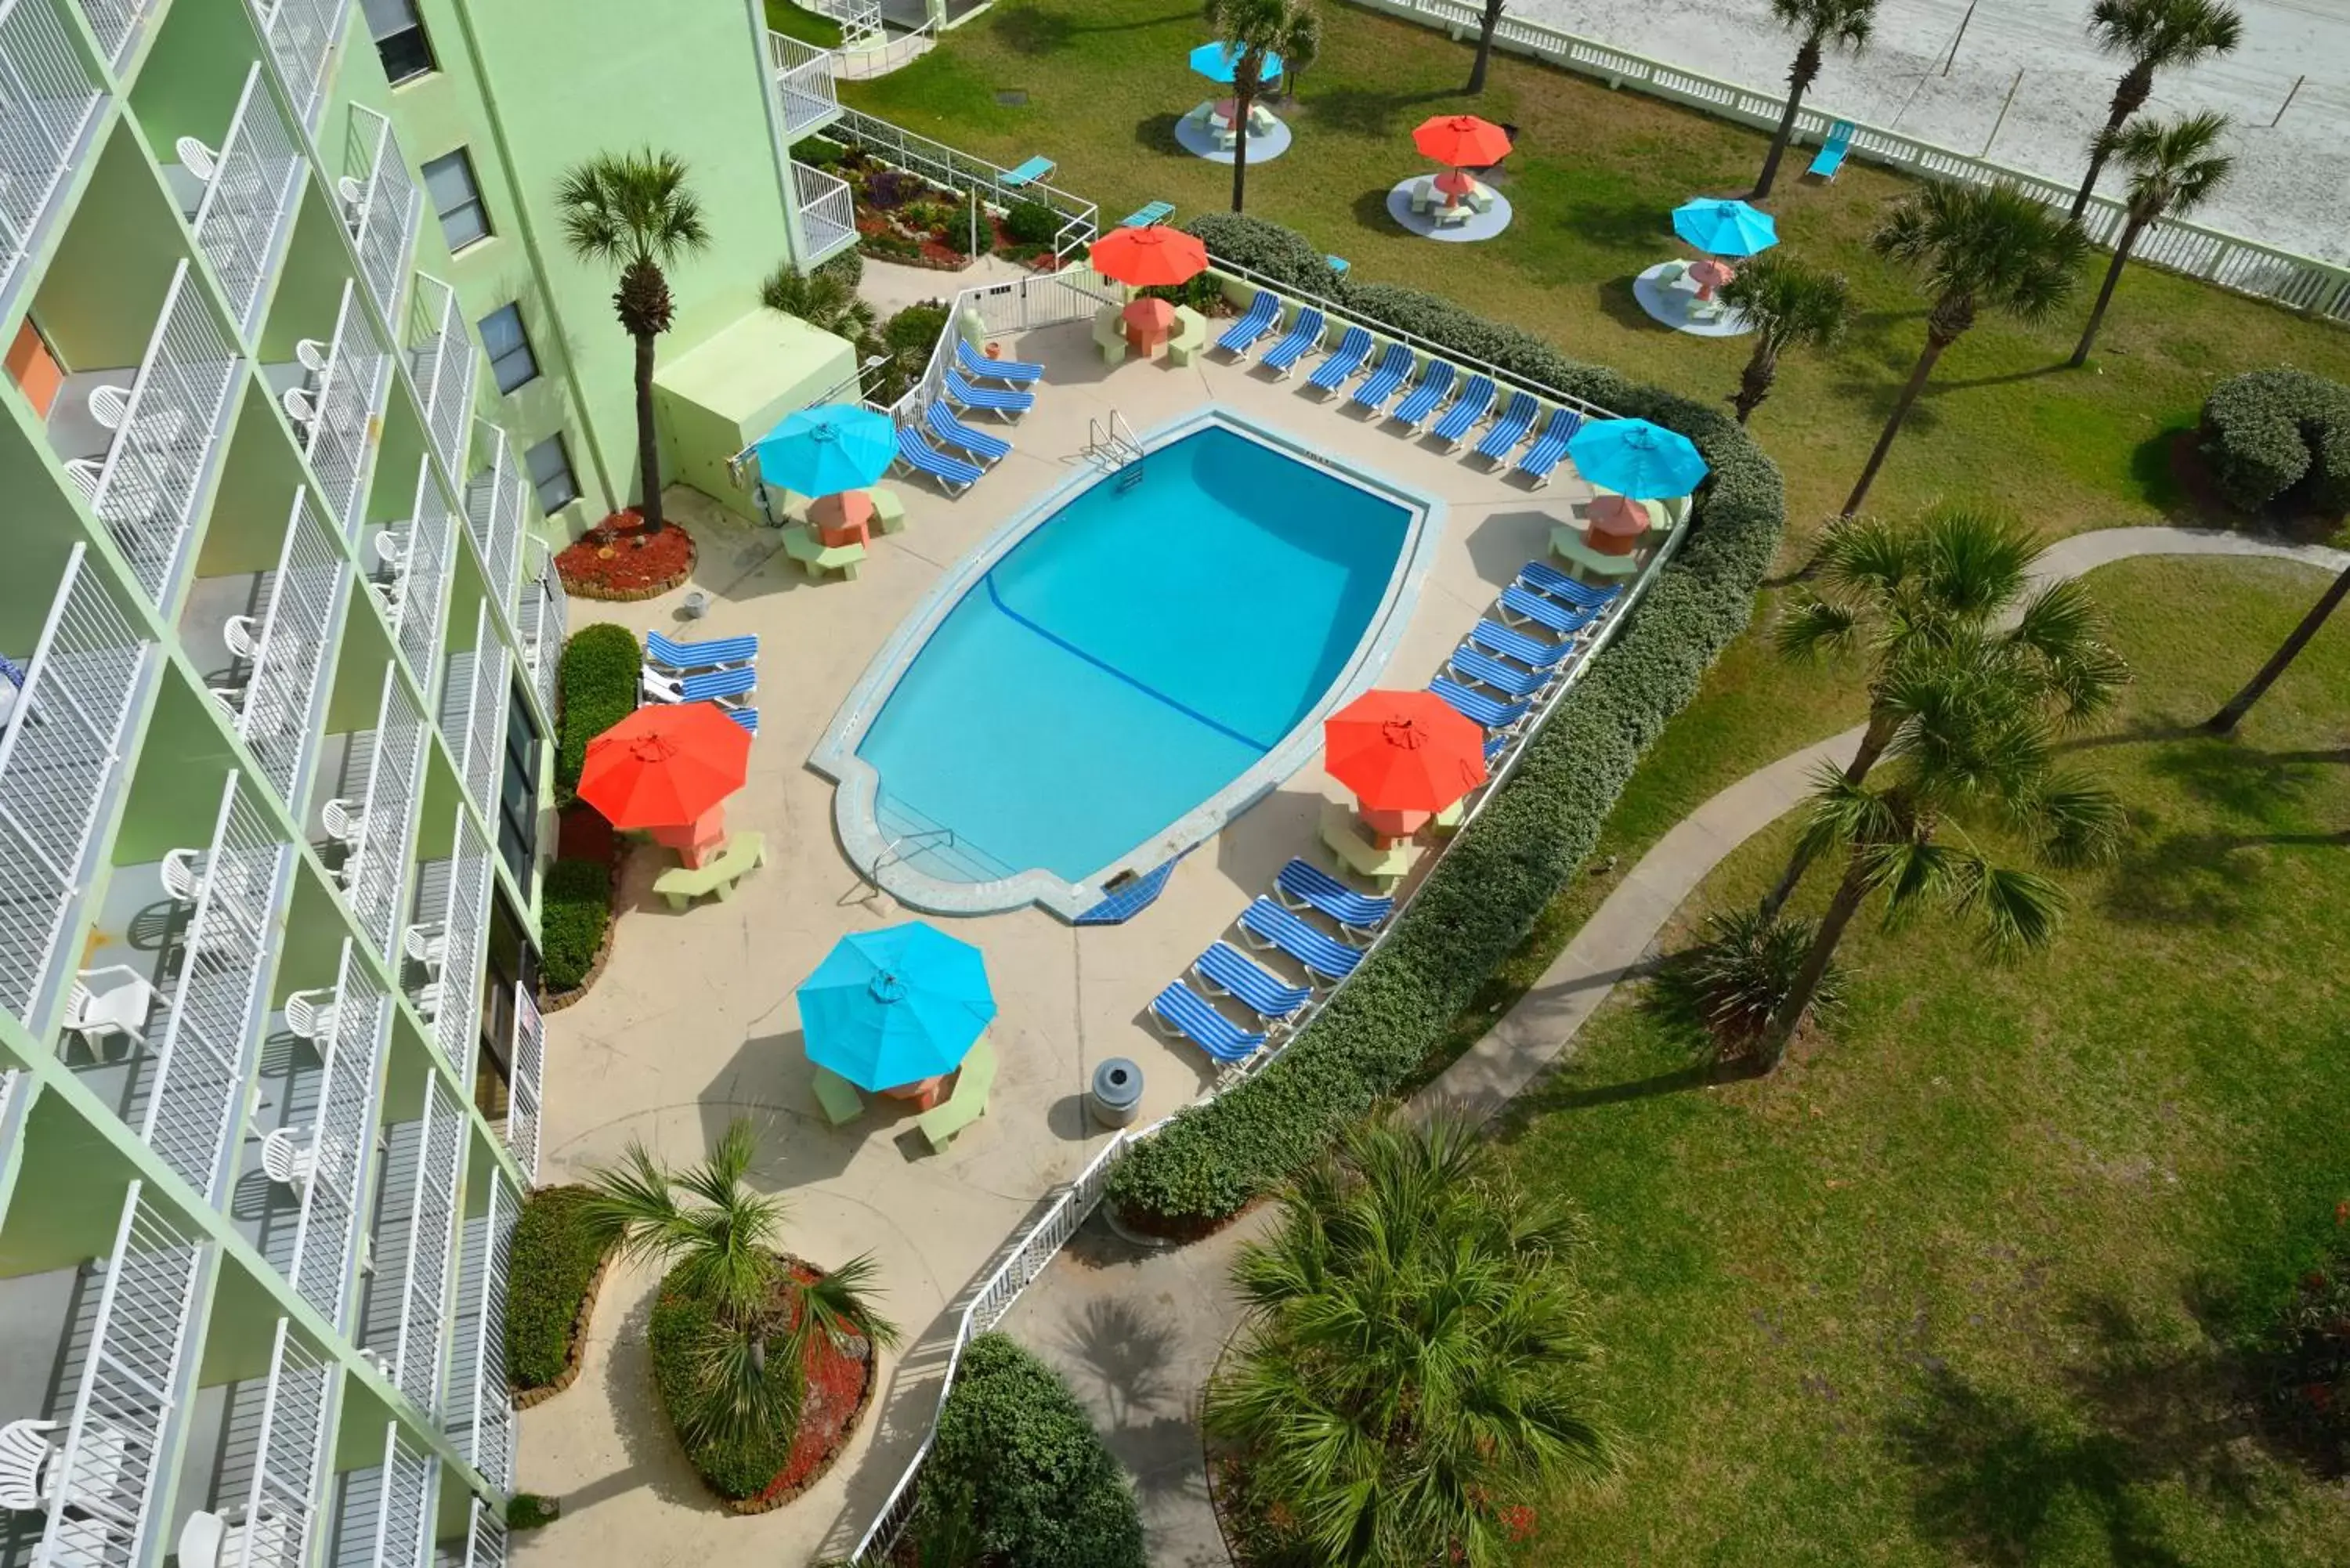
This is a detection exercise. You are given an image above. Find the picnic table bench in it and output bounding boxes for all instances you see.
[653,831,766,909]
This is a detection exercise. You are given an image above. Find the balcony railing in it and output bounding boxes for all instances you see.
[792,157,855,264]
[220,1318,338,1568]
[0,0,107,312]
[302,278,392,531]
[346,106,420,327]
[33,1180,207,1568]
[461,422,523,619]
[87,259,244,607]
[233,487,347,815]
[445,1176,515,1494]
[248,0,349,132]
[514,540,566,724]
[139,771,292,1204]
[460,1498,506,1568]
[413,806,491,1087]
[72,0,153,68]
[344,667,427,963]
[768,31,840,141]
[329,1424,438,1568]
[381,457,457,702]
[190,63,306,338]
[280,938,389,1329]
[377,1071,462,1414]
[503,981,541,1180]
[0,544,150,1028]
[439,601,508,824]
[408,275,475,490]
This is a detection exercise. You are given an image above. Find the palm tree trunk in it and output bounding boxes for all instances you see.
[1230,82,1253,212]
[2068,67,2150,221]
[2203,562,2350,734]
[1752,42,1820,201]
[1466,0,1502,93]
[1732,339,1780,424]
[1759,848,1871,1070]
[1842,330,1950,519]
[634,327,663,532]
[2069,219,2142,368]
[1758,707,1900,918]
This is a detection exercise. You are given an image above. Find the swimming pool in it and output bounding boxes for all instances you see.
[815,410,1439,916]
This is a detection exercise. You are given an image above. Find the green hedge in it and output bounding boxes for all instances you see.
[649,1276,792,1500]
[1104,222,1784,1227]
[540,858,610,993]
[1180,211,1350,300]
[555,623,640,792]
[2200,368,2350,516]
[507,1186,613,1391]
[905,1334,1145,1567]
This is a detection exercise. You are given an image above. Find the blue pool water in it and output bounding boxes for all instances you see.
[855,424,1414,884]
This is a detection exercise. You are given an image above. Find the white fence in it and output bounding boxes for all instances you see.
[329,1423,438,1568]
[72,0,148,68]
[0,0,106,312]
[793,157,857,263]
[283,938,389,1330]
[769,29,841,142]
[514,540,565,726]
[833,19,931,81]
[345,667,427,964]
[885,262,1121,423]
[444,1176,517,1494]
[462,421,523,617]
[502,981,543,1179]
[306,279,392,532]
[409,274,475,491]
[236,487,346,813]
[248,0,349,131]
[461,1498,507,1568]
[414,804,492,1086]
[442,601,508,821]
[388,457,457,701]
[231,1319,338,1568]
[189,63,306,338]
[382,1071,464,1415]
[346,105,420,327]
[830,105,1101,261]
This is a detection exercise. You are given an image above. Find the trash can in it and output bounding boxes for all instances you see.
[1090,1057,1143,1129]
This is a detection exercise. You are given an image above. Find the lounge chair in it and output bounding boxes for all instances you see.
[1348,342,1415,413]
[1449,644,1551,699]
[1217,291,1282,356]
[1306,325,1373,393]
[954,338,1043,387]
[1237,898,1363,985]
[640,663,755,706]
[1519,559,1625,611]
[1120,200,1174,227]
[645,630,757,674]
[944,367,1032,421]
[918,1035,996,1151]
[1498,583,1598,638]
[895,426,985,496]
[1000,155,1054,187]
[1515,407,1584,486]
[1259,307,1327,378]
[725,707,758,734]
[1430,677,1529,732]
[1484,733,1509,766]
[1474,391,1541,464]
[1193,941,1313,1022]
[1809,120,1854,182]
[1470,618,1576,670]
[927,400,1011,466]
[1274,858,1394,935]
[1391,360,1456,428]
[1151,981,1266,1063]
[1430,374,1497,450]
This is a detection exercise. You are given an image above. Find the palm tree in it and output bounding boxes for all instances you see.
[1465,0,1505,94]
[760,260,877,345]
[2070,112,2234,367]
[580,1118,898,1446]
[2069,0,2243,222]
[1206,1111,1611,1566]
[555,150,710,534]
[2204,562,2350,734]
[1751,0,1878,201]
[1718,253,1851,425]
[1205,0,1321,215]
[1758,651,2128,1068]
[1763,506,2128,916]
[1842,182,2088,519]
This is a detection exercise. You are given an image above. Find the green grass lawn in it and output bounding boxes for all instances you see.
[1495,555,2350,1565]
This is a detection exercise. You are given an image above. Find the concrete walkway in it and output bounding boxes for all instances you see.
[1000,526,2347,1557]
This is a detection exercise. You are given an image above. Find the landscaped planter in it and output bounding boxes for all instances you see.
[555,511,697,601]
[508,1186,620,1407]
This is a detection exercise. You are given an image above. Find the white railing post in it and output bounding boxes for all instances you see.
[439,601,508,821]
[410,274,475,490]
[385,456,457,700]
[190,62,306,337]
[462,1498,508,1568]
[504,981,542,1179]
[248,0,349,131]
[791,157,856,262]
[0,0,107,311]
[304,279,392,531]
[236,487,347,814]
[463,421,522,616]
[350,1423,439,1568]
[445,1176,516,1493]
[233,1318,337,1566]
[281,938,389,1329]
[517,540,565,725]
[387,1071,462,1414]
[345,667,426,963]
[419,807,492,1086]
[345,105,419,327]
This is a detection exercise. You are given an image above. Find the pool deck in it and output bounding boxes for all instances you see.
[514,318,1596,1566]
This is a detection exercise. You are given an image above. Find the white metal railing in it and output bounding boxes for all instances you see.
[439,602,508,822]
[414,807,491,1087]
[345,106,420,327]
[190,63,306,338]
[71,0,149,68]
[462,422,523,617]
[833,106,1099,260]
[886,262,1119,421]
[381,457,457,701]
[0,0,107,309]
[280,938,389,1329]
[88,260,243,607]
[503,981,541,1180]
[303,279,392,531]
[768,30,840,141]
[0,544,149,1027]
[791,157,856,264]
[229,1318,338,1568]
[248,0,349,132]
[461,1498,505,1568]
[235,487,346,814]
[383,1071,462,1415]
[444,1177,516,1494]
[802,0,880,52]
[514,540,565,724]
[407,275,474,490]
[35,1181,207,1568]
[331,1424,437,1568]
[833,18,931,81]
[344,667,426,963]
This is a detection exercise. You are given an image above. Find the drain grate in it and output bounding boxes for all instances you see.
[993,89,1029,106]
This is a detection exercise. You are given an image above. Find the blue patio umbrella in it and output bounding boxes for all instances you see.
[797,923,999,1090]
[1190,41,1283,84]
[1670,197,1778,258]
[1567,418,1710,500]
[750,403,896,497]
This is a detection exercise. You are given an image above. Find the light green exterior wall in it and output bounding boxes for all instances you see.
[655,306,856,521]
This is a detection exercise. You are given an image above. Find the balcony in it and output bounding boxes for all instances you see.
[375,457,458,701]
[327,1424,438,1568]
[0,544,154,1030]
[407,805,491,1087]
[72,0,154,70]
[768,31,841,142]
[0,0,107,314]
[248,0,350,132]
[792,158,856,265]
[513,540,566,725]
[316,666,427,963]
[443,1176,515,1494]
[455,1499,505,1568]
[499,981,542,1180]
[345,107,420,327]
[277,278,392,532]
[172,63,306,338]
[439,602,508,825]
[167,1317,338,1568]
[359,1071,463,1415]
[408,276,475,491]
[461,423,523,621]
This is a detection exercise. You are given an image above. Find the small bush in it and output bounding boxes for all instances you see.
[1140,275,1221,312]
[900,199,956,236]
[2200,368,2350,516]
[555,623,639,792]
[1672,908,1842,1057]
[863,167,925,211]
[884,302,949,355]
[1004,199,1060,246]
[906,1334,1145,1567]
[790,135,844,170]
[815,248,861,288]
[540,858,611,993]
[1180,211,1348,300]
[2243,1223,2350,1476]
[507,1186,613,1390]
[649,1284,792,1500]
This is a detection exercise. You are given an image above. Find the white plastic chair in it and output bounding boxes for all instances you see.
[281,386,316,434]
[209,683,247,724]
[161,847,206,903]
[411,978,444,1021]
[224,614,262,664]
[284,987,337,1042]
[260,1128,315,1192]
[371,529,411,580]
[88,382,133,431]
[63,966,161,1057]
[0,1418,58,1510]
[320,797,363,846]
[176,136,219,184]
[403,923,448,970]
[293,338,330,382]
[336,175,367,230]
[62,456,105,500]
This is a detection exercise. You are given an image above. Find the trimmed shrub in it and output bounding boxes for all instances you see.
[1004,199,1060,246]
[507,1186,613,1391]
[1180,211,1348,300]
[649,1283,791,1500]
[906,1334,1145,1567]
[1104,219,1784,1227]
[2200,368,2350,516]
[540,858,611,993]
[555,623,639,791]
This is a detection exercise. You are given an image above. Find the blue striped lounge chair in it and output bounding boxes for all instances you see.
[1515,407,1584,486]
[1431,677,1529,732]
[1259,307,1327,378]
[1120,200,1174,228]
[895,426,985,496]
[640,663,756,706]
[1470,618,1575,671]
[955,338,1043,386]
[1474,392,1541,464]
[1497,583,1597,638]
[1347,343,1415,413]
[1391,360,1456,429]
[944,367,1032,421]
[926,400,1011,466]
[645,629,757,674]
[1450,644,1550,700]
[1217,290,1282,356]
[1194,941,1312,1021]
[725,707,758,734]
[1430,374,1496,450]
[1151,981,1266,1063]
[1274,858,1394,937]
[1306,326,1374,393]
[1519,559,1625,612]
[1484,733,1509,765]
[1237,898,1363,985]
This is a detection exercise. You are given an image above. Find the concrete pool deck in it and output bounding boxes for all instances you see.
[512,318,1598,1566]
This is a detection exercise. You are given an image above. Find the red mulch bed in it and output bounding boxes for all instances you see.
[555,510,697,601]
[736,1259,875,1512]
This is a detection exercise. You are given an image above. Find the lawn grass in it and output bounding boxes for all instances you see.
[1495,555,2350,1565]
[767,0,843,49]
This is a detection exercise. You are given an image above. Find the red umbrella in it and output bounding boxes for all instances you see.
[579,702,751,864]
[1324,690,1488,816]
[1088,226,1209,288]
[1412,114,1512,169]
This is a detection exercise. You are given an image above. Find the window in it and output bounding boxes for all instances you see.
[422,149,489,253]
[479,303,537,393]
[525,435,578,514]
[494,683,540,890]
[363,0,435,84]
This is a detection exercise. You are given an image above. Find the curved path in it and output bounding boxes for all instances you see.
[999,527,2347,1562]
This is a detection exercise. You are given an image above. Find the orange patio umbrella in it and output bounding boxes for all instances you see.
[578,701,751,865]
[1324,689,1488,839]
[1088,225,1209,289]
[1412,114,1512,170]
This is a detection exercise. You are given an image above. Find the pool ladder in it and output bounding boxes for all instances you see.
[1085,412,1145,489]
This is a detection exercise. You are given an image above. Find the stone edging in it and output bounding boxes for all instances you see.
[725,1342,877,1516]
[537,903,616,1015]
[512,1247,616,1410]
[562,565,694,603]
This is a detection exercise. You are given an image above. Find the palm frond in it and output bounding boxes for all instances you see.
[800,1252,905,1353]
[1952,862,2068,953]
[2016,768,2130,869]
[2089,0,2243,67]
[678,1315,804,1448]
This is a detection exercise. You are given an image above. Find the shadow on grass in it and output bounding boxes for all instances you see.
[2130,425,2194,516]
[1303,85,1455,139]
[989,2,1195,55]
[1133,110,1184,154]
[2144,737,2334,822]
[1918,361,2075,398]
[1350,185,1408,236]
